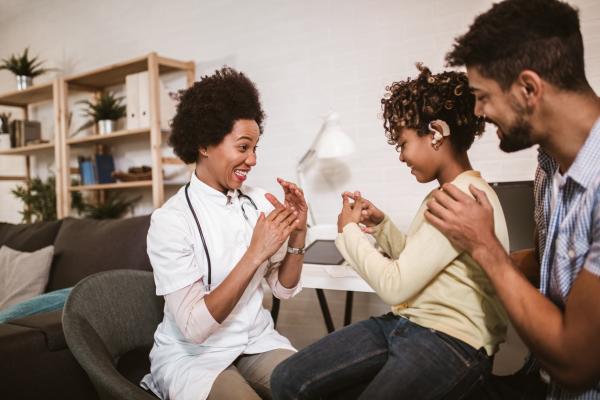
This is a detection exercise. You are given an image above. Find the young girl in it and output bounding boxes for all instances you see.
[271,64,509,399]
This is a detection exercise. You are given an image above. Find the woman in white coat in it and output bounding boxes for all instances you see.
[141,67,308,400]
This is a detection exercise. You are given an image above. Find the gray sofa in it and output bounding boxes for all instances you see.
[0,216,153,400]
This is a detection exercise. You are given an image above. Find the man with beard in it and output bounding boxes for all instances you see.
[424,0,600,399]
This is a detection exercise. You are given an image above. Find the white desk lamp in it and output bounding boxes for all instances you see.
[296,112,355,239]
[288,112,356,333]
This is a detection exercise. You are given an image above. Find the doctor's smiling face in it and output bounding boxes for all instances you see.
[198,119,260,194]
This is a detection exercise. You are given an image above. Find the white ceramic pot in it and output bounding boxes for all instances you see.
[16,75,33,91]
[97,119,116,135]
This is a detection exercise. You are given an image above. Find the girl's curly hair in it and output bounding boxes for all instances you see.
[169,67,265,164]
[381,63,484,152]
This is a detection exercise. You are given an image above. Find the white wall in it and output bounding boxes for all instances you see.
[1,0,599,228]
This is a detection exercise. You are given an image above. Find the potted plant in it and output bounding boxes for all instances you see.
[78,92,126,135]
[11,176,85,223]
[0,112,10,149]
[81,192,141,219]
[0,48,52,90]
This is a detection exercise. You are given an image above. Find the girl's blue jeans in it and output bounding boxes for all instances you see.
[271,313,491,400]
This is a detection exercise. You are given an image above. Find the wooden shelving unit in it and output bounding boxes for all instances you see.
[0,142,55,155]
[0,82,55,106]
[67,127,150,146]
[1,53,194,219]
[69,180,153,191]
[59,52,195,217]
[0,80,63,218]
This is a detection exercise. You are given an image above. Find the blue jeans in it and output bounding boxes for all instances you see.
[271,313,491,400]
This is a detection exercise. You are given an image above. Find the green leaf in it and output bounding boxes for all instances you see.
[0,47,53,77]
[77,92,127,122]
[82,192,141,219]
[11,176,84,223]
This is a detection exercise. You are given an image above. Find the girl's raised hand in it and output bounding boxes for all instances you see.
[342,191,384,233]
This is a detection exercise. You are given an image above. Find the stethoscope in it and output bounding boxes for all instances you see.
[185,182,258,291]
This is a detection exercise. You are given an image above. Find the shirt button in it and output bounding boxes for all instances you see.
[568,249,576,258]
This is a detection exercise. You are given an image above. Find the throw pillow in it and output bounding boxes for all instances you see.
[48,215,151,291]
[0,287,71,323]
[0,220,62,252]
[0,245,54,310]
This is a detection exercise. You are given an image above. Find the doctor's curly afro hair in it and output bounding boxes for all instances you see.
[168,67,265,164]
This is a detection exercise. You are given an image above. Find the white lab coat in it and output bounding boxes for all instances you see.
[141,173,301,400]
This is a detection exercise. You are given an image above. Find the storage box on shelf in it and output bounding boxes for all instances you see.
[58,53,195,216]
[0,81,63,219]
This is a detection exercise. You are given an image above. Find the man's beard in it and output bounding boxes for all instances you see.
[498,99,534,153]
[499,116,534,152]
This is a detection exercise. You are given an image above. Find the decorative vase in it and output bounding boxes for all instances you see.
[97,119,116,135]
[16,75,33,91]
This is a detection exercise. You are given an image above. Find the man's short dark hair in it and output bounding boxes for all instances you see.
[446,0,590,92]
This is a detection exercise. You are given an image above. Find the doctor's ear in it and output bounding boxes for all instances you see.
[199,148,208,158]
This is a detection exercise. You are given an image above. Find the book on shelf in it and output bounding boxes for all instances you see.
[78,156,97,186]
[10,120,41,147]
[95,153,116,184]
[125,73,139,130]
[125,72,177,130]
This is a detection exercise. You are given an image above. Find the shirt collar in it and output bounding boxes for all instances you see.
[563,117,600,189]
[189,171,237,206]
[537,117,600,189]
[452,169,482,184]
[537,146,558,176]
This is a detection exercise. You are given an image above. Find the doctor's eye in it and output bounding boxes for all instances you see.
[239,144,249,152]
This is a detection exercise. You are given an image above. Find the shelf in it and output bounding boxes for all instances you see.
[67,127,151,146]
[0,82,54,106]
[0,175,26,181]
[64,53,194,89]
[69,180,153,191]
[0,142,54,156]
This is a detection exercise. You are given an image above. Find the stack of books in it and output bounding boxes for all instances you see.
[10,120,41,148]
[78,151,115,186]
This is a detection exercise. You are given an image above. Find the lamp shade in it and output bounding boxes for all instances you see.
[314,113,355,159]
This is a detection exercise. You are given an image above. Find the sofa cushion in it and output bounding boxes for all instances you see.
[0,318,98,399]
[0,245,55,309]
[47,215,152,291]
[0,220,62,252]
[8,309,66,351]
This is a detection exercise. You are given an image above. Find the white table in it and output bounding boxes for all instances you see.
[301,263,374,293]
[271,263,375,333]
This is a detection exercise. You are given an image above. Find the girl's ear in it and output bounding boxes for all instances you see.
[199,147,208,158]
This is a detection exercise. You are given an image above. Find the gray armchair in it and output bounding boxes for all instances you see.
[62,270,163,400]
